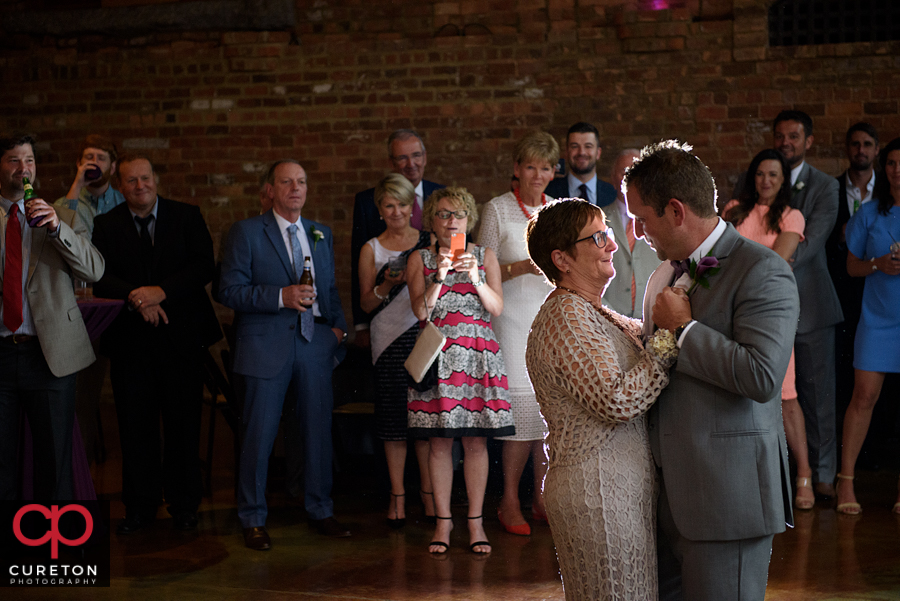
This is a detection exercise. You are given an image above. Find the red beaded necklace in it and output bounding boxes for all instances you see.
[514,188,546,220]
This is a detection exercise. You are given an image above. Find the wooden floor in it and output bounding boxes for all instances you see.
[16,401,900,601]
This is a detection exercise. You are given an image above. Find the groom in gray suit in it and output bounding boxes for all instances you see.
[626,141,799,600]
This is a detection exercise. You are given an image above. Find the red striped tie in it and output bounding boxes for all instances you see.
[3,204,23,333]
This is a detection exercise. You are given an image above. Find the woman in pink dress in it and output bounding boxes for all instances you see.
[723,148,813,510]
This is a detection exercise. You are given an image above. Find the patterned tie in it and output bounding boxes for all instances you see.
[626,217,636,312]
[288,224,314,342]
[410,193,423,230]
[3,204,23,333]
[578,184,589,203]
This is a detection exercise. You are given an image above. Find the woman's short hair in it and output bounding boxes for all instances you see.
[374,173,415,208]
[515,130,560,168]
[422,186,479,234]
[526,198,605,286]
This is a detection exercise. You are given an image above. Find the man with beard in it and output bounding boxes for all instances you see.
[55,134,126,464]
[827,123,880,423]
[545,122,616,207]
[55,134,126,234]
[733,110,842,499]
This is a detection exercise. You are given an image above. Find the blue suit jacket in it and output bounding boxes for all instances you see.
[544,176,616,207]
[350,179,444,327]
[219,210,348,378]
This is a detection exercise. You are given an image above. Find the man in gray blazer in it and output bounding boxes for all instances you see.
[734,110,842,497]
[0,133,105,500]
[601,149,660,318]
[627,141,799,600]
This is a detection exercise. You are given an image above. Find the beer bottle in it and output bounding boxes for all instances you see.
[23,177,42,227]
[299,256,314,286]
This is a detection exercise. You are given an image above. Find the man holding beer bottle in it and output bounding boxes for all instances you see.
[219,159,349,550]
[55,134,126,235]
[0,132,105,501]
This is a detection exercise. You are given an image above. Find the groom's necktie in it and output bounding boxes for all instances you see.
[288,224,314,342]
[670,259,690,281]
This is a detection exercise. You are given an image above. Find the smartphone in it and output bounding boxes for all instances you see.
[450,233,466,260]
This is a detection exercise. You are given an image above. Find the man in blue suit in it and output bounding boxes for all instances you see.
[220,160,349,550]
[544,122,617,207]
[350,129,443,345]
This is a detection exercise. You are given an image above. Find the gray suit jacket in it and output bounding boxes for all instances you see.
[643,224,798,541]
[601,201,661,319]
[1,204,105,377]
[733,162,842,334]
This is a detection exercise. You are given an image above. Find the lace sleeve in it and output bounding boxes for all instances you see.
[477,198,502,261]
[551,295,671,424]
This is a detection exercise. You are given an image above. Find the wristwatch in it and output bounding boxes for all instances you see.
[674,321,690,341]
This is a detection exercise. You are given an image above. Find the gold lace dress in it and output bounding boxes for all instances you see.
[525,292,672,601]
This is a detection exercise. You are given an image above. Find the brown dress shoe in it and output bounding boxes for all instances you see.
[309,516,351,538]
[243,526,271,550]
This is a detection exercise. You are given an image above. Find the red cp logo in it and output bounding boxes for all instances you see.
[13,504,94,559]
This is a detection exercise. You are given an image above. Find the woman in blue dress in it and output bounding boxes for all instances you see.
[836,137,900,515]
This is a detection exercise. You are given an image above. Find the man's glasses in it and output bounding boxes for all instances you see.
[435,210,469,220]
[574,228,613,248]
[391,152,425,164]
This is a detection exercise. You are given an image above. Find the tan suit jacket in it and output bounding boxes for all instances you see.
[0,203,105,377]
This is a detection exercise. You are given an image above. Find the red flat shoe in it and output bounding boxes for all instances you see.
[531,508,548,523]
[497,508,531,536]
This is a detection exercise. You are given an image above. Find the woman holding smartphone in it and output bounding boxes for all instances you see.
[358,173,434,528]
[407,186,513,555]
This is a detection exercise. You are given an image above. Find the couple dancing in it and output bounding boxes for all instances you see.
[525,141,800,601]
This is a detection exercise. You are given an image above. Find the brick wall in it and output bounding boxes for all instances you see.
[1,0,898,327]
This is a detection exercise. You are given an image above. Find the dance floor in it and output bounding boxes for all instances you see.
[15,401,900,601]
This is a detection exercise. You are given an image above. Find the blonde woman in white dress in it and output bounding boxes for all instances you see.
[478,130,558,536]
[524,199,679,600]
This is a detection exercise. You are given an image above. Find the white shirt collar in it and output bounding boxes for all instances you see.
[273,210,302,234]
[414,181,424,204]
[688,217,727,262]
[790,161,805,186]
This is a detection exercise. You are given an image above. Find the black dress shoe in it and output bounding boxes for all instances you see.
[309,516,351,538]
[116,514,153,535]
[243,526,271,551]
[173,512,199,531]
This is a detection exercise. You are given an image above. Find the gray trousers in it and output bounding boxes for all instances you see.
[658,478,774,601]
[794,325,837,485]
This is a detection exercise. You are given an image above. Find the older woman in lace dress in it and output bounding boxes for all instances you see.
[524,199,679,600]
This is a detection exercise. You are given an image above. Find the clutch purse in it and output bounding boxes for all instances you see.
[405,281,446,392]
[405,320,445,391]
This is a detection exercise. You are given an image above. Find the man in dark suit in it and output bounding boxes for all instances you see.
[220,160,349,550]
[827,123,879,414]
[92,156,222,534]
[350,129,443,344]
[0,133,105,501]
[630,140,799,601]
[733,110,843,498]
[544,122,616,207]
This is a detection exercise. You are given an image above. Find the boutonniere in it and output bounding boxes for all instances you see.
[791,181,805,195]
[686,253,721,295]
[310,227,324,250]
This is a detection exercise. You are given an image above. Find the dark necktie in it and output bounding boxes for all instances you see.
[578,183,589,203]
[670,259,691,281]
[135,215,154,280]
[3,204,23,332]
